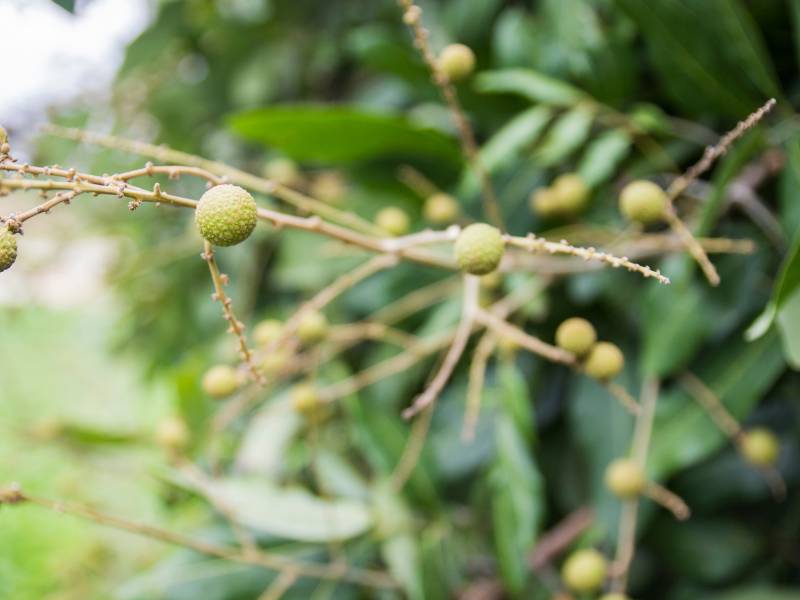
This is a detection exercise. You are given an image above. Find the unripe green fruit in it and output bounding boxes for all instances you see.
[605,458,646,499]
[480,271,502,291]
[290,382,320,414]
[0,228,18,273]
[253,318,283,347]
[297,310,328,344]
[311,171,346,204]
[741,427,780,466]
[423,193,459,224]
[454,223,504,275]
[619,180,667,225]
[555,318,597,357]
[156,416,189,452]
[195,184,257,246]
[202,365,241,399]
[261,350,290,377]
[438,43,475,82]
[583,341,624,380]
[561,548,608,593]
[263,157,300,187]
[531,187,560,218]
[600,594,631,600]
[376,206,410,237]
[553,173,589,214]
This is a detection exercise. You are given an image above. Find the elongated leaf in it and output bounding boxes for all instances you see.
[194,478,373,542]
[235,398,302,478]
[228,105,461,164]
[474,69,587,107]
[535,107,594,166]
[578,129,631,186]
[480,106,554,173]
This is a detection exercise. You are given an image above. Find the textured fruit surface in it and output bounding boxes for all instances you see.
[584,341,624,380]
[0,228,17,273]
[297,310,328,344]
[439,43,475,81]
[605,458,645,498]
[376,207,410,237]
[741,427,780,466]
[556,318,597,356]
[619,180,667,224]
[253,319,283,347]
[202,365,240,399]
[562,549,608,593]
[454,223,504,275]
[156,416,189,452]
[553,173,589,214]
[423,193,459,224]
[195,184,257,246]
[291,383,319,414]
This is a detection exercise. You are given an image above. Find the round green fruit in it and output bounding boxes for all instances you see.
[600,595,631,600]
[423,193,459,224]
[562,548,608,593]
[605,458,646,499]
[253,318,283,347]
[195,184,257,247]
[555,318,597,357]
[263,157,300,187]
[553,173,589,214]
[261,350,290,377]
[454,223,504,275]
[583,341,624,380]
[741,427,779,466]
[202,365,241,399]
[376,207,410,237]
[297,310,329,344]
[0,227,18,273]
[619,180,667,225]
[438,43,475,82]
[290,382,320,414]
[156,416,190,452]
[530,187,560,218]
[311,171,346,204]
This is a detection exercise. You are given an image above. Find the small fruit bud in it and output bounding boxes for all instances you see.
[605,458,646,499]
[297,310,328,344]
[253,318,283,347]
[156,416,189,453]
[619,180,667,225]
[561,548,608,593]
[195,184,257,246]
[202,365,241,399]
[530,187,560,218]
[741,427,780,466]
[263,157,301,187]
[0,227,18,273]
[310,171,346,204]
[290,382,320,414]
[423,193,459,224]
[375,206,410,237]
[454,223,504,275]
[555,318,597,357]
[438,43,475,82]
[552,173,589,214]
[583,341,624,380]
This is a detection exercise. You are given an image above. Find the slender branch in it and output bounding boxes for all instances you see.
[473,309,575,365]
[529,507,595,571]
[462,332,497,441]
[390,403,435,490]
[643,482,690,521]
[397,0,504,229]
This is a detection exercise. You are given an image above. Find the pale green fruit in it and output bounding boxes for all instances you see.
[530,187,560,218]
[619,180,667,225]
[454,223,504,275]
[290,382,320,414]
[201,365,240,399]
[438,43,475,81]
[253,318,283,347]
[555,317,597,357]
[605,458,646,499]
[741,427,780,466]
[0,228,17,273]
[195,184,257,246]
[263,157,301,187]
[561,549,608,593]
[310,171,346,204]
[552,173,590,214]
[423,193,459,224]
[583,341,624,380]
[156,416,190,452]
[376,207,410,237]
[297,310,328,344]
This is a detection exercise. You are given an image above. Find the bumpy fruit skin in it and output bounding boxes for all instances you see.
[297,310,328,344]
[619,180,667,225]
[156,416,189,452]
[555,318,597,357]
[263,157,300,187]
[562,548,608,593]
[454,223,505,275]
[0,228,18,273]
[423,193,459,224]
[290,383,320,414]
[583,341,624,380]
[376,207,410,237]
[254,318,283,347]
[553,173,589,214]
[605,458,646,499]
[202,365,241,399]
[438,43,475,81]
[741,427,780,466]
[195,184,257,246]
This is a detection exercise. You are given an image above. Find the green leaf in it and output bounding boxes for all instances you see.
[228,105,461,164]
[51,0,76,13]
[577,128,631,186]
[190,478,373,542]
[480,106,555,173]
[235,397,302,478]
[474,69,588,107]
[776,288,800,368]
[534,107,595,166]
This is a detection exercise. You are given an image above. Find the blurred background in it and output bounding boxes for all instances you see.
[1,0,799,599]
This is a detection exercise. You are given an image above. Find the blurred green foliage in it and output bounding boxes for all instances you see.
[11,0,800,598]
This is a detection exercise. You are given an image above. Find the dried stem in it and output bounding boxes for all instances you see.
[643,482,691,521]
[391,403,435,490]
[397,0,505,230]
[462,332,498,441]
[604,382,641,416]
[473,309,575,365]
